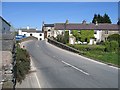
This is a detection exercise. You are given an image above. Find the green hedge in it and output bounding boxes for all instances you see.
[67,44,105,52]
[104,41,119,52]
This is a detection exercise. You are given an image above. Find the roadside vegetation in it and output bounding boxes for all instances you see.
[16,44,30,84]
[56,32,120,67]
[67,43,119,67]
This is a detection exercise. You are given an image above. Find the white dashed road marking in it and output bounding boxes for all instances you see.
[62,61,90,76]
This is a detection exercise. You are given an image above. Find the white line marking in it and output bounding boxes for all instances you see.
[30,57,41,88]
[109,66,119,70]
[34,72,41,88]
[46,41,119,70]
[62,61,89,75]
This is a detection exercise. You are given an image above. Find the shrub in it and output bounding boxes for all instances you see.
[104,41,111,52]
[110,41,119,52]
[107,34,120,47]
[104,41,119,52]
[67,44,105,52]
[16,46,30,84]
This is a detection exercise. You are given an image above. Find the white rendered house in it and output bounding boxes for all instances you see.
[18,27,44,40]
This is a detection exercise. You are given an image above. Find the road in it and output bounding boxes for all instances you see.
[21,40,118,88]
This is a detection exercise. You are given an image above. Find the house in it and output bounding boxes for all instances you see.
[0,16,15,88]
[0,16,11,34]
[42,20,119,44]
[18,26,44,40]
[42,23,55,38]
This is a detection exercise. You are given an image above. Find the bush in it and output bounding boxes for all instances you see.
[56,31,69,44]
[104,41,111,52]
[16,46,30,84]
[110,41,119,51]
[107,34,120,47]
[104,41,119,52]
[67,44,105,52]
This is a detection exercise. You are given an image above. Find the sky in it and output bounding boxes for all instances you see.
[2,2,118,30]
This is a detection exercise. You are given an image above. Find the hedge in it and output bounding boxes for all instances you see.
[67,44,105,52]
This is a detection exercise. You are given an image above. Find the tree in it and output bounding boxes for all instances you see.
[80,30,94,43]
[117,19,120,25]
[71,30,81,41]
[92,14,98,24]
[103,13,111,23]
[56,34,64,43]
[63,31,69,44]
[97,14,102,23]
[92,13,112,24]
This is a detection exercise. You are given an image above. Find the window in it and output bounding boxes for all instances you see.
[94,38,97,41]
[48,29,51,31]
[94,31,97,34]
[105,30,108,34]
[78,31,81,34]
[105,37,107,41]
[30,34,32,36]
[40,34,42,36]
[40,38,42,40]
[24,34,26,36]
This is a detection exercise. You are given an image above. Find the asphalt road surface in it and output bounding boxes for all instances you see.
[22,40,118,88]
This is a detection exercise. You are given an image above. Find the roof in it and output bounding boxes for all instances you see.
[20,28,43,33]
[0,16,11,26]
[20,28,36,31]
[54,23,119,30]
[22,30,43,33]
[22,30,42,33]
[43,24,54,27]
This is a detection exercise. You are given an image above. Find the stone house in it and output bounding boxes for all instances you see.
[0,16,15,89]
[42,21,119,44]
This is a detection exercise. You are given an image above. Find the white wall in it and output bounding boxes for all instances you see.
[18,30,44,40]
[94,30,102,42]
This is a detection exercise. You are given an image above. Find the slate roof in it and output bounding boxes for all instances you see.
[43,24,54,27]
[54,23,119,30]
[22,30,43,33]
[0,16,11,26]
[20,28,43,33]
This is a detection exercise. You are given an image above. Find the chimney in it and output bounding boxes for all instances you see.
[82,20,86,24]
[95,20,98,26]
[27,26,30,30]
[65,19,69,24]
[36,27,38,30]
[42,21,45,26]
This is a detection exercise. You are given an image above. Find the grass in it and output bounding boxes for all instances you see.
[67,44,120,67]
[84,51,119,66]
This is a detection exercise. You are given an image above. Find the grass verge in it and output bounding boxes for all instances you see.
[67,44,120,67]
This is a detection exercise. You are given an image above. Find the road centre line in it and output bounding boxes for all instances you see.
[62,61,90,76]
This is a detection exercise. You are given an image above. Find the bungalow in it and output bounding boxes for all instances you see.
[42,20,119,44]
[18,26,44,40]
